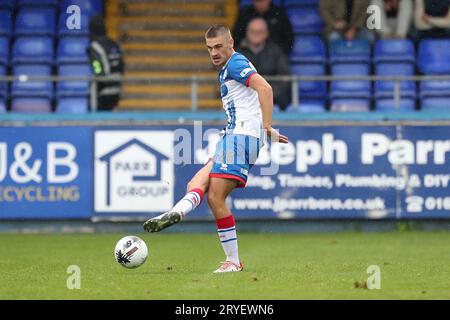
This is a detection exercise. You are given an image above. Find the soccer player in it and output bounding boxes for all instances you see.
[143,24,288,273]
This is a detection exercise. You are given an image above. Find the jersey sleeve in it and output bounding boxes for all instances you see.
[227,56,257,87]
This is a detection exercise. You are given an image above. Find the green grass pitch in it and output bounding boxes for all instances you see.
[0,231,449,299]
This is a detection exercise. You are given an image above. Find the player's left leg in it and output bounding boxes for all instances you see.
[207,177,243,273]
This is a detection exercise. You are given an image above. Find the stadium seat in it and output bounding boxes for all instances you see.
[11,98,52,113]
[287,8,323,35]
[284,0,319,7]
[290,36,326,64]
[17,0,58,7]
[15,8,56,36]
[0,99,5,112]
[374,39,415,64]
[57,64,91,97]
[61,0,103,16]
[11,64,53,98]
[291,64,326,99]
[376,98,416,111]
[12,37,54,64]
[418,40,450,74]
[329,39,371,64]
[375,63,416,99]
[0,0,14,9]
[330,64,371,111]
[56,97,89,113]
[0,37,9,65]
[0,10,12,37]
[58,12,90,37]
[57,37,89,64]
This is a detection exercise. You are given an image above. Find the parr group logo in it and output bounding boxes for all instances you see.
[94,131,174,213]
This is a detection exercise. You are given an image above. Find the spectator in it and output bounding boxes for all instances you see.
[233,0,294,55]
[371,0,413,38]
[87,16,124,111]
[319,0,375,42]
[238,18,291,110]
[413,0,450,40]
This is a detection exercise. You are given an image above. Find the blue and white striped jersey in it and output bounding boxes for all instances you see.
[218,52,263,140]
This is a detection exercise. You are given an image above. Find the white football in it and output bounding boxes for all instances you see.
[114,236,148,269]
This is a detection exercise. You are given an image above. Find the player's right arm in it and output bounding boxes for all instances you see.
[249,74,289,144]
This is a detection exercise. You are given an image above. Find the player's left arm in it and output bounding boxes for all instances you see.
[249,74,289,144]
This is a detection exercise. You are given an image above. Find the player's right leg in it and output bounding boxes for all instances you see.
[143,159,213,233]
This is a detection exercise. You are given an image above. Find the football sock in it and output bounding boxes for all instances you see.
[216,214,240,265]
[171,188,204,218]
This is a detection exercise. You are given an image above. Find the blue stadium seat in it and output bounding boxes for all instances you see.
[57,64,91,97]
[287,8,323,35]
[375,63,416,99]
[57,97,89,113]
[0,10,12,37]
[15,8,56,36]
[11,64,53,98]
[290,36,326,64]
[291,64,326,98]
[288,100,326,112]
[420,79,450,97]
[17,0,58,7]
[0,65,7,98]
[418,40,450,74]
[330,64,371,111]
[284,0,319,7]
[58,12,90,37]
[61,0,103,16]
[0,99,5,112]
[12,37,54,64]
[57,37,89,64]
[421,97,450,111]
[0,0,14,9]
[420,79,450,111]
[374,39,415,64]
[376,98,416,111]
[329,39,371,64]
[0,37,9,65]
[11,98,52,113]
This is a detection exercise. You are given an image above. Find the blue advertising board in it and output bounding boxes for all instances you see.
[0,127,92,219]
[1,124,450,220]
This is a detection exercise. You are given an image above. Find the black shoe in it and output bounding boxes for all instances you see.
[143,211,182,232]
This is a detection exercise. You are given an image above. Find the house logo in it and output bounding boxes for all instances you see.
[94,131,174,213]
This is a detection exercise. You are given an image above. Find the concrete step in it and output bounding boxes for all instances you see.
[124,70,217,79]
[120,2,225,17]
[108,16,228,30]
[119,0,225,4]
[123,83,217,95]
[125,55,213,72]
[119,29,205,43]
[121,84,219,100]
[118,98,221,110]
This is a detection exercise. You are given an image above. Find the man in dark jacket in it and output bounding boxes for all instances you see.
[238,17,291,110]
[87,16,124,111]
[413,0,450,40]
[233,0,294,55]
[319,0,374,42]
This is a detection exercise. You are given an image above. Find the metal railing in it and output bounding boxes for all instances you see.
[1,74,450,111]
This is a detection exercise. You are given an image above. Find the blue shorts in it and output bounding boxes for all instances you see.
[209,134,261,188]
